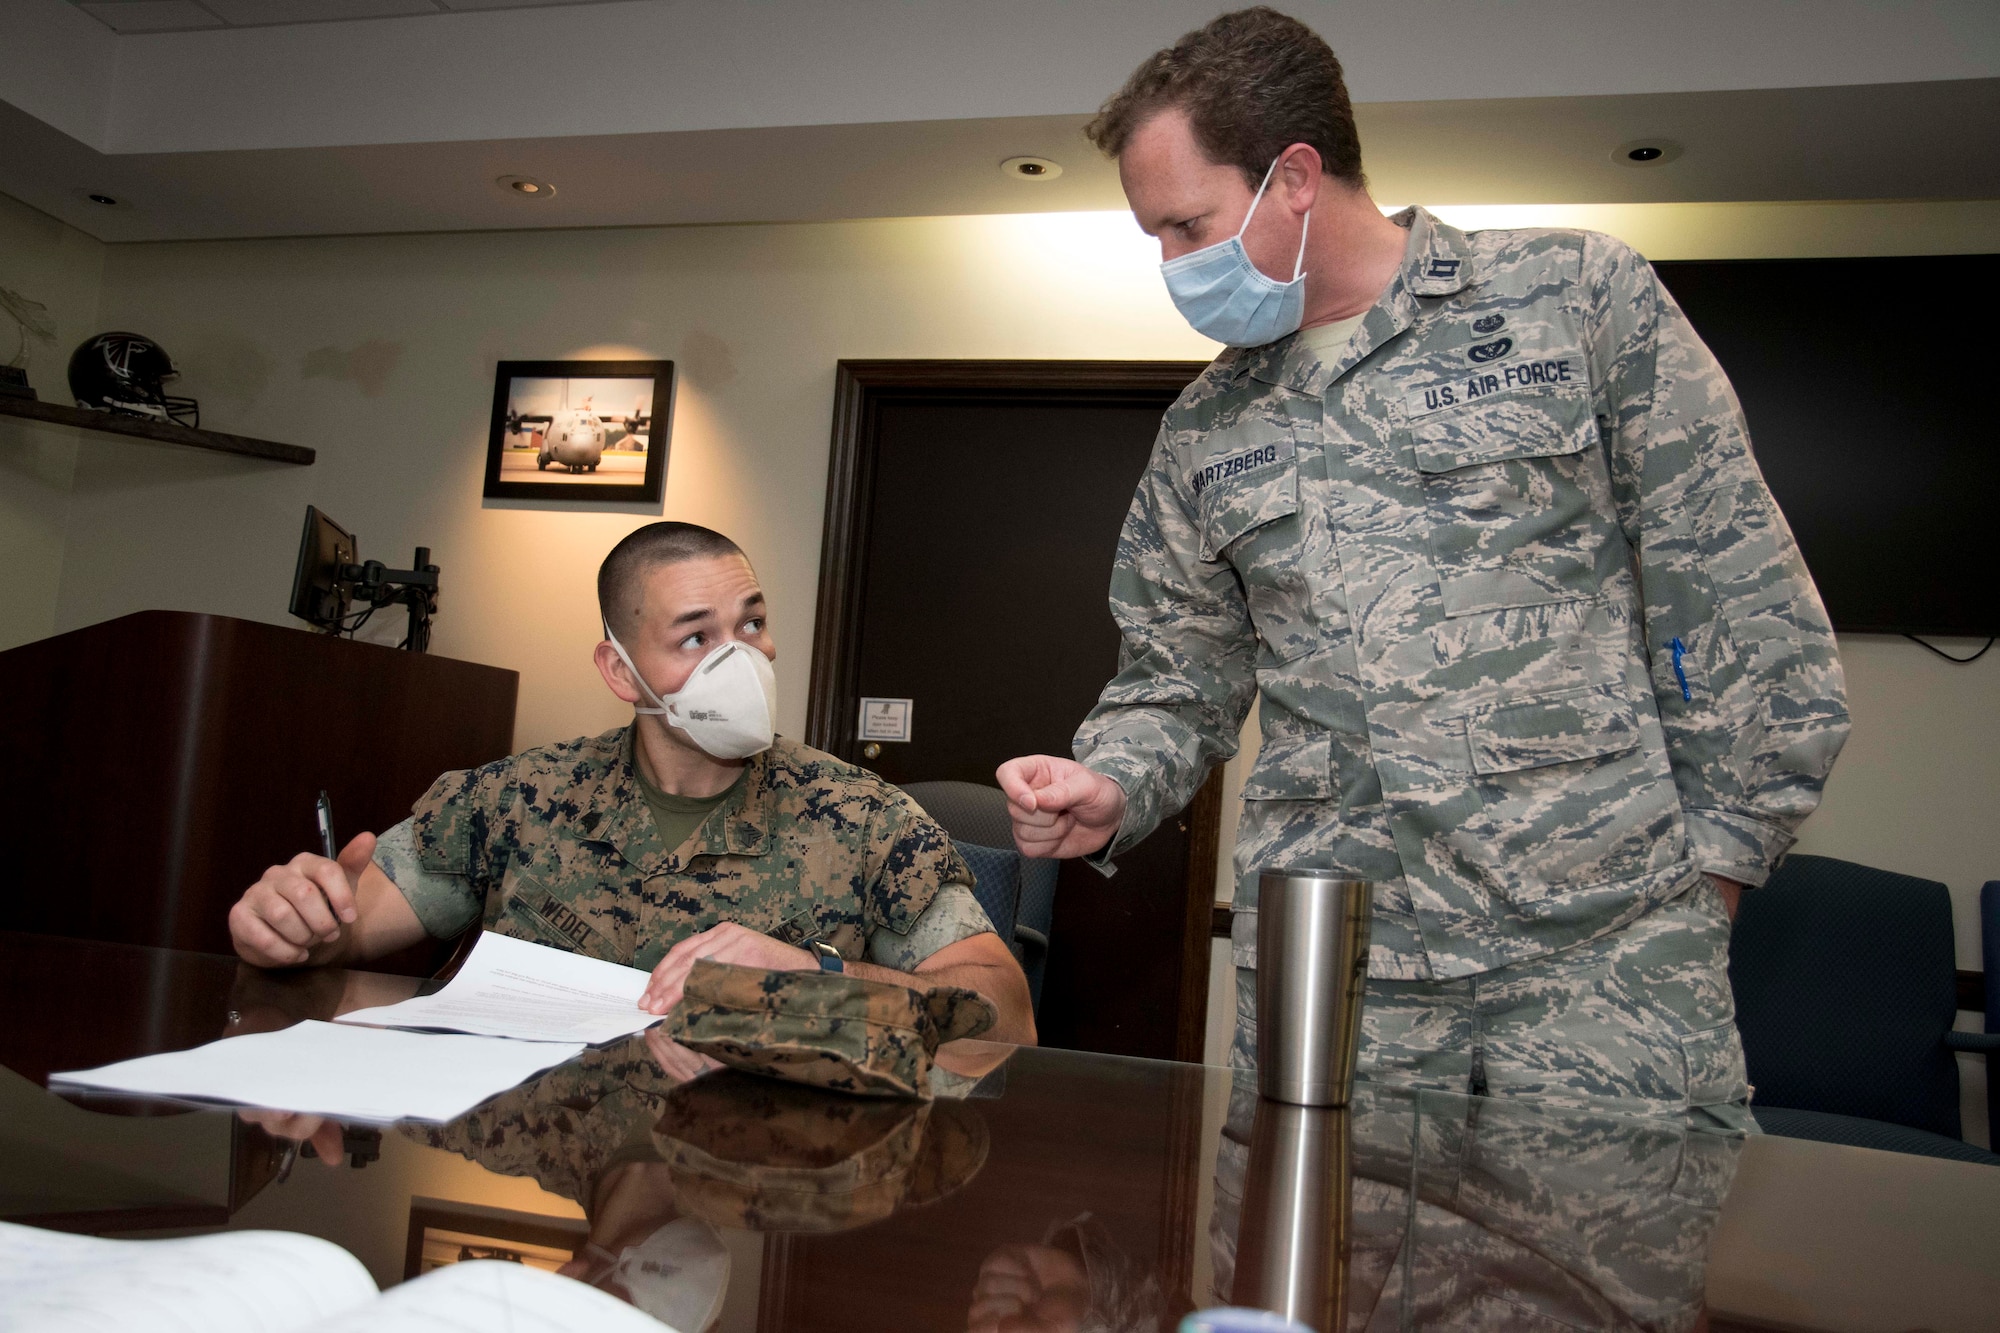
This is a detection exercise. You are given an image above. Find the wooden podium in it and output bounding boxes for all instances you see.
[0,611,518,961]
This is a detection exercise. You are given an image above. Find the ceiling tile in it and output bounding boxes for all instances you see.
[437,1,625,9]
[197,0,439,25]
[76,2,226,33]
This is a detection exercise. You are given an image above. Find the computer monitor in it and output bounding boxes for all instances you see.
[288,505,358,631]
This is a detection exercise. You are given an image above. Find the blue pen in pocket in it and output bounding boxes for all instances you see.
[1669,637,1692,702]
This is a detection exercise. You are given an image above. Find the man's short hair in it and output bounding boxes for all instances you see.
[598,522,746,639]
[1084,7,1364,190]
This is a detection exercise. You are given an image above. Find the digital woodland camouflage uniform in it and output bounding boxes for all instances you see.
[669,958,996,1097]
[1077,207,1849,1120]
[406,1035,681,1204]
[403,1040,992,1226]
[371,729,992,974]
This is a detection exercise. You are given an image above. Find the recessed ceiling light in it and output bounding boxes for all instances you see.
[87,193,118,206]
[498,175,557,199]
[1613,139,1683,168]
[1001,156,1063,181]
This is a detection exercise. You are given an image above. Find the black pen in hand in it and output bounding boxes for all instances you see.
[316,790,337,861]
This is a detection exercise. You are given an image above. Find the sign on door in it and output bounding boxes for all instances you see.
[857,698,913,743]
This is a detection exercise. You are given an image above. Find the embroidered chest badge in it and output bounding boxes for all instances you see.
[1471,314,1506,334]
[1467,337,1514,364]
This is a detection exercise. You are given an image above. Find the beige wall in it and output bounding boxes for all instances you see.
[10,191,1997,1021]
[0,190,103,651]
[59,211,1213,749]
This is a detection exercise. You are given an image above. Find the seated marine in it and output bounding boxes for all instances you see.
[227,521,1036,1045]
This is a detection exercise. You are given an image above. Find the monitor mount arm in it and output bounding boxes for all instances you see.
[341,547,439,652]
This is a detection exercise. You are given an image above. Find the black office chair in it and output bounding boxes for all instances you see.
[1728,854,2000,1164]
[1983,879,1999,1150]
[901,780,1056,1012]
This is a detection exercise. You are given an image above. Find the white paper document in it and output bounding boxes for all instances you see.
[0,1221,379,1333]
[336,930,661,1045]
[0,1224,675,1333]
[48,1021,582,1123]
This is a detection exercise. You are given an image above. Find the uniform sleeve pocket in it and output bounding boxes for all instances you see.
[1409,386,1592,474]
[1466,685,1641,775]
[1196,449,1299,561]
[1240,730,1336,801]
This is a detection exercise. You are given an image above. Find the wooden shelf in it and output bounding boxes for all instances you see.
[0,395,315,465]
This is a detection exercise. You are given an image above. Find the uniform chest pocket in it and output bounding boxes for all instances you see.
[1196,446,1321,665]
[1406,385,1612,617]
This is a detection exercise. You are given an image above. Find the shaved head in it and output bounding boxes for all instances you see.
[597,522,746,640]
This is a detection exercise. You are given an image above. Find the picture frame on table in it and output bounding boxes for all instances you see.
[403,1197,590,1280]
[482,358,674,504]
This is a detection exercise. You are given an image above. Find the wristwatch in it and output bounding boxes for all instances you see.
[802,937,844,973]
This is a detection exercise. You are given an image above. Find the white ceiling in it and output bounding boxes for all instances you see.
[70,0,625,36]
[5,0,1999,243]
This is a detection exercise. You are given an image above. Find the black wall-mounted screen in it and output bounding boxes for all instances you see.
[1651,255,1997,637]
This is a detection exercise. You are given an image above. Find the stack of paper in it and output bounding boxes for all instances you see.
[49,1021,583,1123]
[0,1222,676,1332]
[336,931,662,1044]
[47,933,659,1123]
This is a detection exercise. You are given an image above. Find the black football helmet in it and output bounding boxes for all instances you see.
[68,332,199,428]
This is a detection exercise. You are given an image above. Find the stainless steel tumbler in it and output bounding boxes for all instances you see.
[1230,1099,1352,1332]
[1254,870,1373,1107]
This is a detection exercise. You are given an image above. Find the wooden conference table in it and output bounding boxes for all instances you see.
[2,931,1996,1332]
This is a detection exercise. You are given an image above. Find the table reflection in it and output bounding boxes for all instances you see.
[275,1020,1742,1333]
[1213,1076,1744,1332]
[16,936,1981,1333]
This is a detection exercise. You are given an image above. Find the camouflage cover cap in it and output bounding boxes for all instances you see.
[653,1071,989,1232]
[666,959,997,1099]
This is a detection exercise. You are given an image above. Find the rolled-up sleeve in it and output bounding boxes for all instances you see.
[863,793,974,938]
[867,884,994,972]
[372,817,481,940]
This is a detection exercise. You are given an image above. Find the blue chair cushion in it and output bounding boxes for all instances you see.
[1728,854,1963,1138]
[1753,1105,2000,1166]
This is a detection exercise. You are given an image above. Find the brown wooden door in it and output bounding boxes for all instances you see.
[807,361,1220,1061]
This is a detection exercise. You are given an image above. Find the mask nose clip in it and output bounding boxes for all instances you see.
[603,627,777,760]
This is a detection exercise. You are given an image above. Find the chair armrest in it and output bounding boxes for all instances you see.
[1014,926,1049,951]
[1944,1031,2000,1052]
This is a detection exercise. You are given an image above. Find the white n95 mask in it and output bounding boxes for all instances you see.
[1160,154,1310,347]
[600,1217,731,1333]
[605,629,777,760]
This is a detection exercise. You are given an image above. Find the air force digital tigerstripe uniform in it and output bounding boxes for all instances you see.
[1077,207,1849,1118]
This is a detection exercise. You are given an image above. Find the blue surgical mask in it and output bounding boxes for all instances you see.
[1159,156,1311,347]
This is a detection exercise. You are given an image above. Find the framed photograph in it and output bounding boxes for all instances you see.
[403,1198,589,1280]
[483,358,673,503]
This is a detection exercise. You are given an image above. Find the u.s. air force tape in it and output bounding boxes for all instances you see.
[1404,356,1583,419]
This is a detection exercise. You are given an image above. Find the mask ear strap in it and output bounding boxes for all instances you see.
[603,625,671,717]
[1292,206,1311,281]
[1234,155,1284,241]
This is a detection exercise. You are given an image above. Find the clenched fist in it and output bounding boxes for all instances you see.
[994,756,1127,861]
